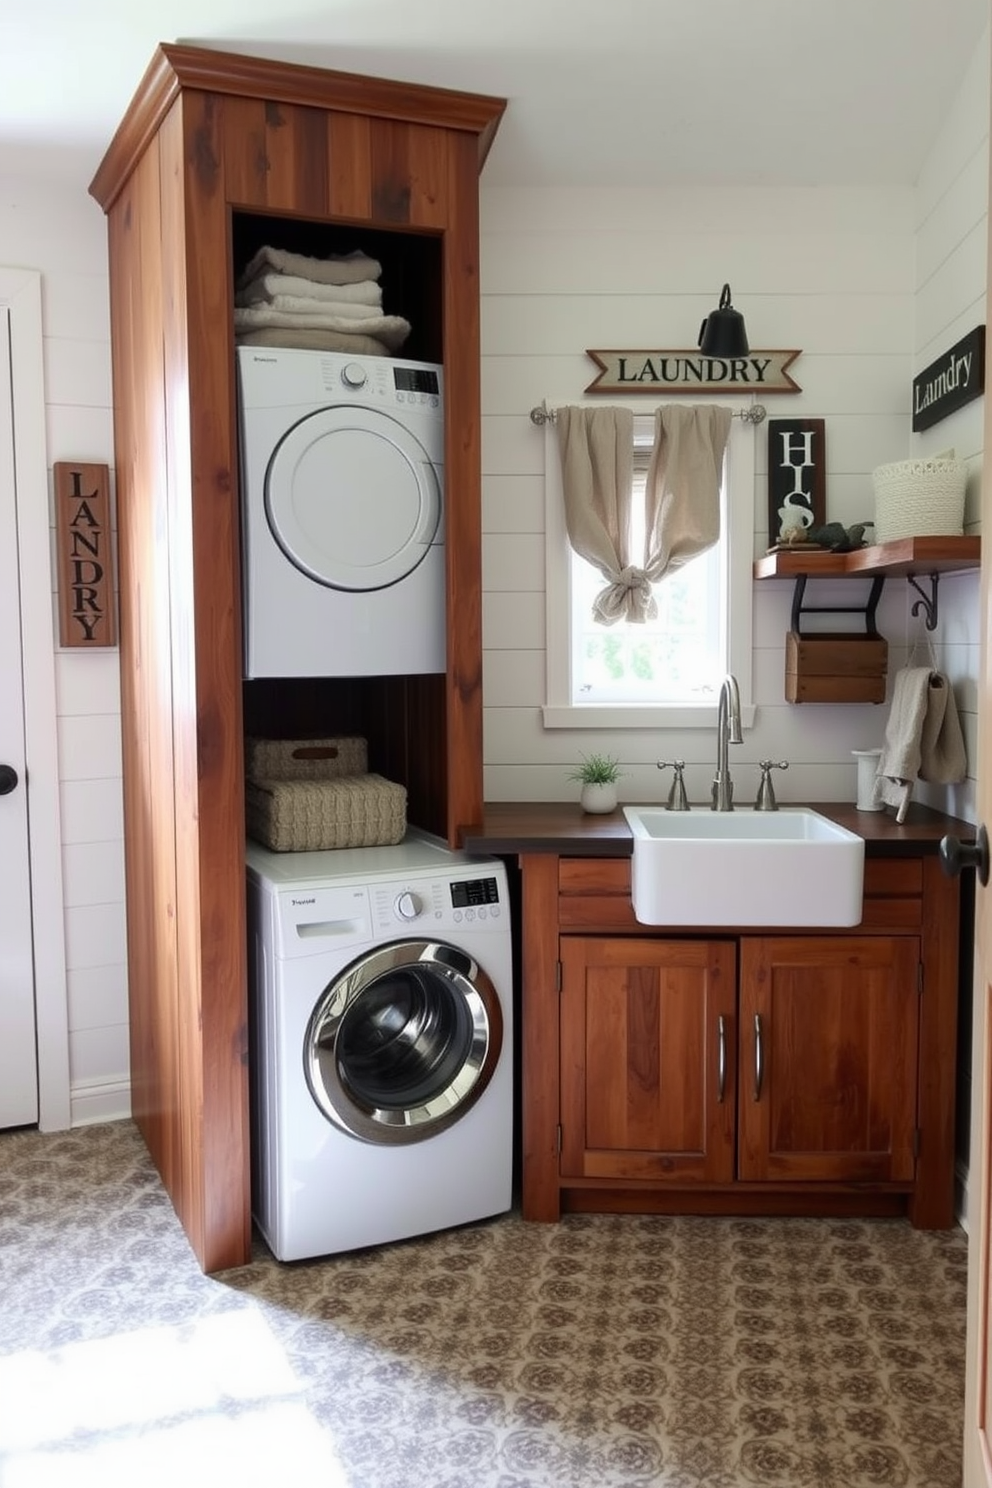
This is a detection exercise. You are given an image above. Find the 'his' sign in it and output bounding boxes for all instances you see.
[54,462,116,647]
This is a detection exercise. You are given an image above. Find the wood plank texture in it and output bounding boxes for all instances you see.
[90,50,503,1271]
[559,937,736,1184]
[753,535,980,579]
[738,936,921,1184]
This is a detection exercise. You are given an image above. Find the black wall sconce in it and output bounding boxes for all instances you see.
[698,283,750,358]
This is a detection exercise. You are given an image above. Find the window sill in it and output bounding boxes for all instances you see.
[542,703,757,731]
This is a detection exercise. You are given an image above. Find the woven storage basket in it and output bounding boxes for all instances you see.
[871,457,967,543]
[246,773,407,852]
[244,736,367,782]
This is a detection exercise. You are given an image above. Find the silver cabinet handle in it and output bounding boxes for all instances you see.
[753,1012,764,1102]
[717,1014,727,1103]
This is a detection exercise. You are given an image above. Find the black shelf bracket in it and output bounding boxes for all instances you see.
[790,573,886,637]
[907,572,940,631]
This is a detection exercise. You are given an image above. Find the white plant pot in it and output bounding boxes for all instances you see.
[580,781,618,814]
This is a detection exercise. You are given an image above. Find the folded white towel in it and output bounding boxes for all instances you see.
[238,246,382,289]
[242,293,384,320]
[236,327,394,358]
[876,666,967,822]
[233,303,411,353]
[236,273,383,308]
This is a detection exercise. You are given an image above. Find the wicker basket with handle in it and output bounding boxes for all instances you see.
[245,736,367,782]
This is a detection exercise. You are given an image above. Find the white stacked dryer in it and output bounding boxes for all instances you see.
[237,346,445,679]
[246,833,514,1262]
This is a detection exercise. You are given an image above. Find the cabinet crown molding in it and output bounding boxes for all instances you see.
[90,41,506,210]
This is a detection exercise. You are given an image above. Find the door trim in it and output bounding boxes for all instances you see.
[1,267,69,1130]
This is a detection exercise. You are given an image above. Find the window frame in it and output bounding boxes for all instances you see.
[542,405,756,730]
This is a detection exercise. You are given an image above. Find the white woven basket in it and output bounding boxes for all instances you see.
[871,457,967,543]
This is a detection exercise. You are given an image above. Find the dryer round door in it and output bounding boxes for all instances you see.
[304,940,504,1145]
[264,405,442,592]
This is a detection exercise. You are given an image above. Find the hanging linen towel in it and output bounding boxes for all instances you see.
[876,666,967,822]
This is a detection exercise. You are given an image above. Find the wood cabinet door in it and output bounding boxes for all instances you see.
[559,936,737,1183]
[738,936,921,1184]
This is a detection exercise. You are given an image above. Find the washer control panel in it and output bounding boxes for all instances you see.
[372,872,504,933]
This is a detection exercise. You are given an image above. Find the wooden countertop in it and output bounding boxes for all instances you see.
[461,800,972,859]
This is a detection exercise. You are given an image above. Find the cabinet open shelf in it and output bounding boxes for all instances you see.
[753,535,980,580]
[753,535,981,632]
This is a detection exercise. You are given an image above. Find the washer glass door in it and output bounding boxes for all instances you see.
[305,940,503,1145]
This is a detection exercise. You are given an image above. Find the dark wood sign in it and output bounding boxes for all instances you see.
[912,326,984,431]
[585,347,802,395]
[54,461,116,647]
[767,419,826,543]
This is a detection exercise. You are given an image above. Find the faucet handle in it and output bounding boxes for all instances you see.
[657,759,690,811]
[755,760,789,812]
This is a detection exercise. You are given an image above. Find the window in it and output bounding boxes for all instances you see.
[543,407,755,729]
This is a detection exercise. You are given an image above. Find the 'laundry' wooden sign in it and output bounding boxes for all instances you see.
[54,461,116,648]
[585,348,802,395]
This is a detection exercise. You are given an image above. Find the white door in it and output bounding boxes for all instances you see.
[0,304,39,1126]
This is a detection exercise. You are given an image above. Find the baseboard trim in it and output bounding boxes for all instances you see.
[70,1078,131,1127]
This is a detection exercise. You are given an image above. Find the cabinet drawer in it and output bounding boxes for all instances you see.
[864,859,923,897]
[558,852,924,933]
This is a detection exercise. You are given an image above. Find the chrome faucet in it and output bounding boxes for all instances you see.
[712,674,743,811]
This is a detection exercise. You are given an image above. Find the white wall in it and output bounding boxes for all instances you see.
[2,35,986,1123]
[0,175,127,1125]
[909,26,990,1217]
[911,28,989,828]
[479,184,924,806]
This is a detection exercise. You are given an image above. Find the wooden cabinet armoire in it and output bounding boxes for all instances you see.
[89,44,505,1271]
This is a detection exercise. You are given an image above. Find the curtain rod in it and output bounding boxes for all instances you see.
[529,401,767,427]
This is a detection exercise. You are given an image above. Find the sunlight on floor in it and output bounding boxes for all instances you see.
[0,1310,350,1488]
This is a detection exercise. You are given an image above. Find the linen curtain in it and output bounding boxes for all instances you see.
[556,403,733,625]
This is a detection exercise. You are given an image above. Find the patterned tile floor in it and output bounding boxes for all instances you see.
[0,1121,968,1487]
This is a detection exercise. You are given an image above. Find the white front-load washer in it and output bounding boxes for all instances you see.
[246,833,513,1261]
[237,347,445,679]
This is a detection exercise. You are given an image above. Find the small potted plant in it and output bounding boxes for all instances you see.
[569,752,623,814]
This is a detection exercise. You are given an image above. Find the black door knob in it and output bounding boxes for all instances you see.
[939,824,989,886]
[0,764,18,795]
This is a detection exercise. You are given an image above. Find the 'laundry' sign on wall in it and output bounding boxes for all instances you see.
[912,326,985,431]
[54,461,116,648]
[585,348,802,395]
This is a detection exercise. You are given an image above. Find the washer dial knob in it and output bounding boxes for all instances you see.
[395,891,422,921]
[341,362,367,389]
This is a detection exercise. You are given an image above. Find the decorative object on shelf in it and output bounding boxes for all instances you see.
[872,453,968,543]
[698,283,750,358]
[53,461,116,648]
[769,521,870,555]
[569,752,623,814]
[912,326,984,432]
[767,418,825,543]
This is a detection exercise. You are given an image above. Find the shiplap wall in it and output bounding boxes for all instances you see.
[0,176,126,1124]
[911,29,989,828]
[909,28,990,1214]
[478,175,980,808]
[0,35,986,1122]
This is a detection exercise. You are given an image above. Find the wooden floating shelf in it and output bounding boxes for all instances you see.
[754,535,981,581]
